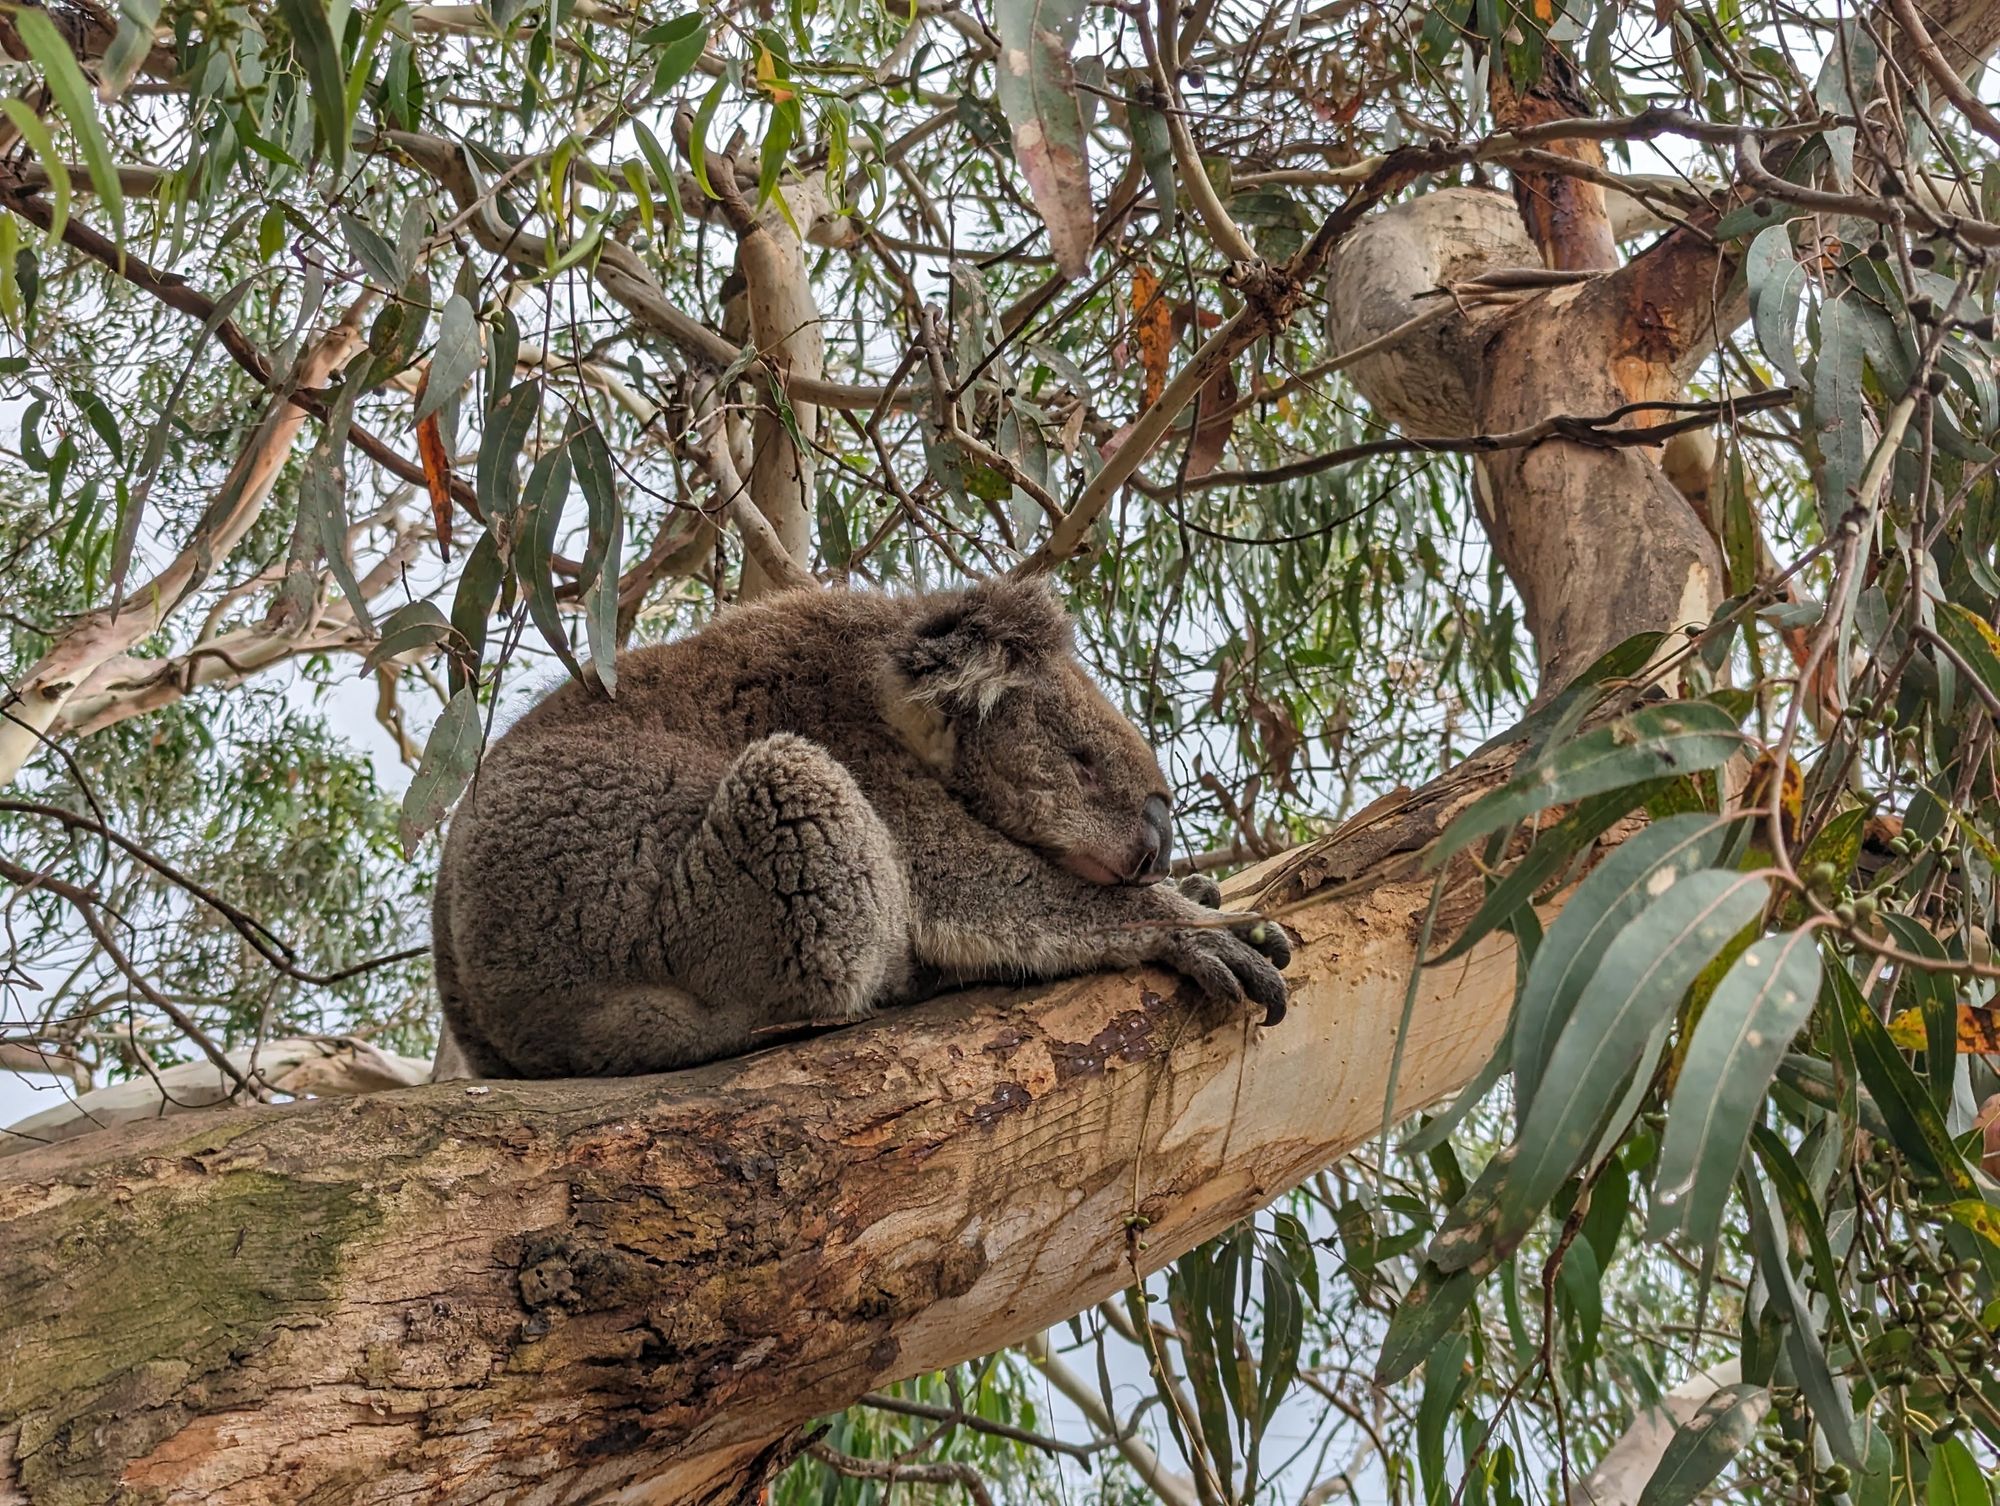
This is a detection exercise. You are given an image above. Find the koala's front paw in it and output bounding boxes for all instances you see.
[1161,913,1292,1026]
[1176,873,1224,909]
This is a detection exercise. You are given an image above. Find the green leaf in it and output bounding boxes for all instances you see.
[1741,1167,1862,1465]
[1416,1330,1469,1506]
[477,377,542,524]
[1488,869,1772,1263]
[299,430,376,635]
[399,687,483,853]
[567,415,623,696]
[99,0,164,100]
[1432,780,1674,966]
[1636,1384,1769,1506]
[1879,913,1959,1110]
[362,600,454,673]
[1,101,68,246]
[513,439,580,679]
[1934,600,2000,709]
[1375,1264,1477,1385]
[17,12,124,247]
[1512,813,1731,1116]
[1745,226,1805,388]
[341,211,407,290]
[993,0,1094,279]
[1433,701,1745,868]
[631,120,687,238]
[273,0,350,175]
[1128,96,1176,221]
[70,387,124,465]
[1650,928,1821,1252]
[1808,295,1869,521]
[417,295,484,424]
[447,529,503,694]
[644,14,711,97]
[1928,1439,1993,1506]
[1824,959,1975,1194]
[688,73,729,197]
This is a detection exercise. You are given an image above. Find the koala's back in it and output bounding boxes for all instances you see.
[433,589,917,1069]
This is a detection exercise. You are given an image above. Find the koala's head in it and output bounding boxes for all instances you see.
[881,578,1175,885]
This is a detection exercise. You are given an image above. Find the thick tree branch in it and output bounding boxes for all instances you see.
[0,737,1546,1506]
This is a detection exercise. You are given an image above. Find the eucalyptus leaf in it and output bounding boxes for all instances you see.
[1433,701,1745,868]
[1636,1383,1769,1506]
[1650,929,1822,1252]
[399,687,483,853]
[1489,868,1772,1261]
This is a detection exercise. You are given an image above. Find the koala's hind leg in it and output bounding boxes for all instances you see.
[666,733,910,1032]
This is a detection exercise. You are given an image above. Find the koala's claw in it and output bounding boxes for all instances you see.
[1176,873,1224,910]
[1163,912,1292,1027]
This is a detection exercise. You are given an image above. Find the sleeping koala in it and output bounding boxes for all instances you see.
[433,577,1291,1078]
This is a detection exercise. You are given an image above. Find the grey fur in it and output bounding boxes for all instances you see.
[434,578,1291,1078]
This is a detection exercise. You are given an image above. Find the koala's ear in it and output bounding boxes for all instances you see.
[891,577,1074,717]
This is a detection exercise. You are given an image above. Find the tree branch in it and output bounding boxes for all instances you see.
[0,737,1545,1505]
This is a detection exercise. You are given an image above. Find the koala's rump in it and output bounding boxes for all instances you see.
[438,723,723,1000]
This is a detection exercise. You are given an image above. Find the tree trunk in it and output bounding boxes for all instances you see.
[0,743,1539,1506]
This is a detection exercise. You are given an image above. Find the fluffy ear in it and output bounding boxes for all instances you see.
[891,577,1074,717]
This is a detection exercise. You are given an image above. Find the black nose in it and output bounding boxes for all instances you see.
[1138,794,1174,880]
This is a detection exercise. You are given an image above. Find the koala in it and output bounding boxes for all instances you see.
[432,578,1292,1078]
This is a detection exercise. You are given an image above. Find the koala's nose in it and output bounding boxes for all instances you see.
[1135,794,1174,881]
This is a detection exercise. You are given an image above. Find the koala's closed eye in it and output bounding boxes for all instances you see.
[1068,747,1098,784]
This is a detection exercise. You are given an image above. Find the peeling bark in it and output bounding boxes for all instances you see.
[717,182,828,599]
[0,739,1550,1506]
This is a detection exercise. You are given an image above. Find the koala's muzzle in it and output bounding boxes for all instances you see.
[1130,793,1174,883]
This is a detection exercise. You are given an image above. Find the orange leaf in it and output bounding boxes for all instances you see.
[1743,752,1803,849]
[415,407,454,562]
[1886,1004,2000,1054]
[1131,264,1171,409]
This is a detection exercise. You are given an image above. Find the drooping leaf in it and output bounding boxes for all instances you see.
[1,101,69,245]
[299,429,376,636]
[1131,263,1172,408]
[415,408,455,560]
[1744,226,1805,388]
[17,11,125,246]
[1128,95,1177,222]
[512,439,580,680]
[1808,295,1870,523]
[362,601,454,673]
[1512,813,1732,1116]
[1636,1383,1769,1506]
[993,0,1095,279]
[273,0,351,175]
[1650,928,1821,1252]
[478,378,542,526]
[1825,958,1976,1194]
[1375,1263,1477,1385]
[98,0,165,101]
[1488,869,1773,1261]
[447,529,503,694]
[1433,701,1745,868]
[1879,912,1960,1110]
[417,294,484,424]
[568,414,623,696]
[1740,1168,1862,1465]
[399,687,483,853]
